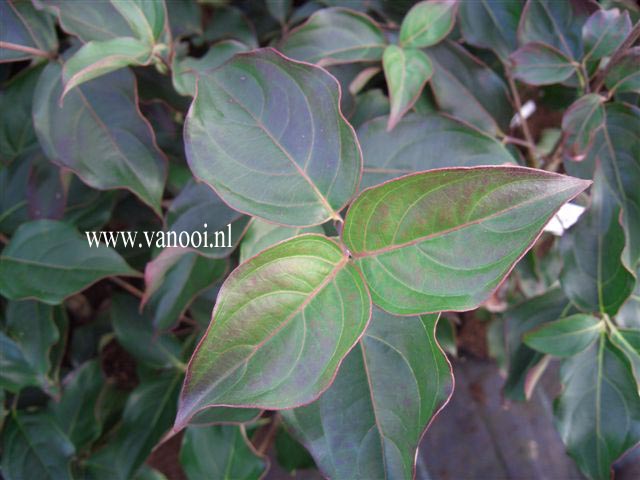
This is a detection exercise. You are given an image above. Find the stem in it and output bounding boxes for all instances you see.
[256,414,281,455]
[110,276,144,298]
[0,41,54,59]
[503,135,536,149]
[505,72,537,168]
[592,22,640,92]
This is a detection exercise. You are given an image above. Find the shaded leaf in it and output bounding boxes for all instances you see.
[283,311,452,479]
[184,48,362,227]
[561,93,605,160]
[511,42,576,85]
[0,0,57,63]
[524,314,602,357]
[383,45,433,131]
[189,407,262,426]
[582,8,632,61]
[275,427,315,473]
[202,5,257,48]
[240,218,323,262]
[399,0,458,48]
[358,113,516,189]
[110,0,167,45]
[280,8,385,66]
[555,334,640,479]
[0,220,137,305]
[617,276,640,328]
[349,88,389,129]
[179,425,268,480]
[458,0,523,60]
[343,166,590,315]
[609,327,640,393]
[1,411,75,480]
[33,62,167,214]
[176,235,371,427]
[167,0,202,38]
[267,0,292,25]
[604,47,640,95]
[0,152,32,234]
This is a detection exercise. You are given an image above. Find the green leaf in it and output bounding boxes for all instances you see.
[110,0,167,45]
[85,372,182,480]
[399,0,458,49]
[383,45,433,131]
[524,314,602,357]
[0,0,57,62]
[279,7,386,66]
[184,48,362,227]
[0,300,60,393]
[48,359,104,449]
[202,5,257,48]
[343,166,590,315]
[267,0,292,25]
[166,0,201,38]
[176,234,371,427]
[617,276,639,328]
[142,248,227,330]
[33,62,167,214]
[0,220,137,305]
[511,42,576,85]
[240,218,323,263]
[1,411,75,480]
[504,288,574,400]
[458,0,523,60]
[561,93,606,160]
[179,425,267,480]
[555,334,640,480]
[111,294,184,369]
[604,47,640,95]
[62,37,153,97]
[282,311,453,479]
[189,406,262,426]
[560,170,635,316]
[582,8,632,61]
[358,113,516,189]
[350,89,390,129]
[609,327,640,393]
[166,179,248,259]
[0,152,31,234]
[275,427,315,473]
[0,64,43,164]
[518,0,593,60]
[436,315,457,356]
[172,40,249,96]
[426,41,513,134]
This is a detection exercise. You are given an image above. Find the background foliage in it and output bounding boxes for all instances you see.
[0,1,639,479]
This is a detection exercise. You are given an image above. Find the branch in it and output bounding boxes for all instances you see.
[505,72,537,168]
[110,276,145,298]
[256,414,281,455]
[591,21,640,92]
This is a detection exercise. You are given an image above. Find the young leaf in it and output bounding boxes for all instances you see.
[524,314,602,357]
[582,8,632,61]
[279,8,386,66]
[399,0,458,49]
[110,0,167,46]
[0,300,60,393]
[61,37,153,97]
[511,42,576,85]
[0,0,57,63]
[282,311,453,479]
[0,220,137,305]
[555,335,640,480]
[1,411,75,480]
[343,166,591,315]
[427,41,513,135]
[184,48,362,227]
[33,62,167,214]
[179,425,267,480]
[458,0,523,60]
[561,93,605,160]
[358,113,516,189]
[175,235,371,427]
[604,47,640,95]
[383,45,433,131]
[240,218,323,262]
[560,171,635,316]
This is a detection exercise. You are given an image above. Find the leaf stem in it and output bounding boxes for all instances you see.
[0,41,54,59]
[256,413,281,455]
[110,276,144,298]
[505,71,537,168]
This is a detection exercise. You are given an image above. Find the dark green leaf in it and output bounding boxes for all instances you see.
[524,314,602,357]
[399,0,458,49]
[240,218,323,262]
[561,93,605,160]
[358,113,516,188]
[582,8,632,61]
[179,425,267,480]
[458,0,523,60]
[604,47,640,95]
[189,407,262,426]
[1,411,75,480]
[33,62,167,214]
[267,0,292,25]
[63,177,117,231]
[167,0,201,38]
[343,167,590,315]
[280,8,386,66]
[555,334,640,479]
[0,0,57,62]
[0,300,60,393]
[436,315,457,356]
[609,327,640,392]
[0,152,31,234]
[176,234,371,427]
[560,170,635,315]
[0,220,137,305]
[275,427,315,473]
[282,311,452,479]
[349,88,390,128]
[383,45,433,131]
[511,42,576,85]
[184,48,362,226]
[617,276,639,328]
[202,5,257,48]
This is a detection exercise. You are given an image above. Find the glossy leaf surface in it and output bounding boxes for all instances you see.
[279,8,385,66]
[184,48,362,226]
[283,311,452,479]
[511,42,576,85]
[524,314,602,357]
[0,220,137,305]
[176,235,371,427]
[399,0,458,48]
[343,167,590,315]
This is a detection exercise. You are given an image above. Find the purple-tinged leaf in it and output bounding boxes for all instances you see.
[582,8,632,61]
[511,42,576,85]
